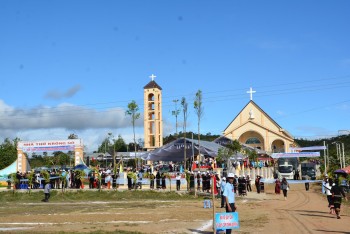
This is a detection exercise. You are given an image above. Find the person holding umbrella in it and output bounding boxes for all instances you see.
[330,179,348,219]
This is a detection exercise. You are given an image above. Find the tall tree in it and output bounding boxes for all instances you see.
[97,138,110,153]
[0,138,17,170]
[114,134,127,152]
[194,90,204,163]
[246,148,258,164]
[181,97,188,170]
[68,133,78,139]
[126,100,141,168]
[217,140,241,172]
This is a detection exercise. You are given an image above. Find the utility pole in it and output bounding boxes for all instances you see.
[333,141,344,168]
[112,135,116,172]
[105,132,112,168]
[338,143,343,168]
[341,142,345,168]
[323,141,327,174]
[172,99,180,137]
[105,139,107,168]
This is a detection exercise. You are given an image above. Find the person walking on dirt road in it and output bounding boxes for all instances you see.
[281,178,289,200]
[330,179,348,219]
[275,178,281,194]
[255,176,261,194]
[223,173,237,234]
[324,178,335,214]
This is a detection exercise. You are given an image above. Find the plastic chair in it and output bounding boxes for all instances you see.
[203,199,212,208]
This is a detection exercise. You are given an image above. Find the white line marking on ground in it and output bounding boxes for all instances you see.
[159,219,178,222]
[0,221,152,226]
[0,227,34,231]
[194,220,213,233]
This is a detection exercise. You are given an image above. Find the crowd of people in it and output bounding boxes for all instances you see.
[10,168,121,191]
[11,170,73,190]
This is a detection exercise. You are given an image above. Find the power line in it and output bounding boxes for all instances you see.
[0,75,350,121]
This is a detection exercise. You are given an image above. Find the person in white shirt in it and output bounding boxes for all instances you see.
[176,173,181,191]
[223,173,237,234]
[220,177,227,208]
[324,178,335,214]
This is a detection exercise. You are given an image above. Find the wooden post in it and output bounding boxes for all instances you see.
[212,176,216,232]
[194,172,197,198]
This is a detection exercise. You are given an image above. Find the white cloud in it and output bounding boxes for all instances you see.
[0,99,179,152]
[0,99,145,152]
[293,126,337,139]
[0,102,142,130]
[44,85,82,100]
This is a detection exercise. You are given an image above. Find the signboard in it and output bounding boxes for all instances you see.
[215,212,239,231]
[290,146,326,151]
[271,152,320,158]
[18,139,82,152]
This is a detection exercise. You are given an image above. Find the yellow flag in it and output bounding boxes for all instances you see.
[119,163,123,173]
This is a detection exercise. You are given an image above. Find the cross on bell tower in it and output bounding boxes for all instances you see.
[149,74,156,81]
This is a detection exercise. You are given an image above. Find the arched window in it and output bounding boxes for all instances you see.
[245,137,261,144]
[148,93,154,101]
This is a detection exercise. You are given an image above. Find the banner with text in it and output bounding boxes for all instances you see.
[271,152,320,159]
[18,139,82,152]
[290,146,326,151]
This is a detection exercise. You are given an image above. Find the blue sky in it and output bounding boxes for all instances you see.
[1,1,350,152]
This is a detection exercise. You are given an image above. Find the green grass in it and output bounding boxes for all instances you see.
[0,189,200,204]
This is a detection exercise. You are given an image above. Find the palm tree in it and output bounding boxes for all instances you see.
[126,100,141,169]
[75,169,86,189]
[41,170,50,183]
[246,148,258,164]
[217,140,242,172]
[26,171,35,194]
[93,167,102,192]
[9,173,19,194]
[226,140,242,172]
[184,170,191,191]
[165,173,172,191]
[60,171,68,193]
[194,90,204,164]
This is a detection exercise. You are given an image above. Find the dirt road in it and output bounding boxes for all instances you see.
[236,183,350,234]
[0,184,348,233]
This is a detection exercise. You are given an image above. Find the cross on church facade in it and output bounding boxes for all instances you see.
[149,74,156,81]
[247,87,256,101]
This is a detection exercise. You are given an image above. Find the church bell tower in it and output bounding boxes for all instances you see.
[143,74,163,150]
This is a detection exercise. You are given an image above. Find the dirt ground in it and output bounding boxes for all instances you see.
[0,183,349,233]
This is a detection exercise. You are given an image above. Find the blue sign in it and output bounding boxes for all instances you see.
[215,212,239,230]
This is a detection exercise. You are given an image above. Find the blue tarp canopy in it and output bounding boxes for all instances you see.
[74,164,92,174]
[141,137,224,162]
